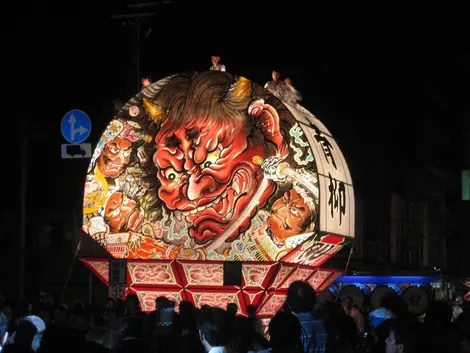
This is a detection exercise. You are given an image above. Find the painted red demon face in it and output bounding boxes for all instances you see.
[98,138,132,178]
[153,120,275,244]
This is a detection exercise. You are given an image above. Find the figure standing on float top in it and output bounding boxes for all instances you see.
[265,70,303,107]
[209,55,226,72]
[283,77,302,106]
[264,70,286,100]
[141,76,151,88]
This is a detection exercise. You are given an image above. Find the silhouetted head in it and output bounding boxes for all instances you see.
[247,305,257,318]
[269,311,303,353]
[385,320,416,353]
[198,307,228,351]
[286,281,316,313]
[227,303,238,317]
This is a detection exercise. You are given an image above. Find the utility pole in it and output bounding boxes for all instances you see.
[111,1,171,92]
[18,119,51,303]
[19,133,27,302]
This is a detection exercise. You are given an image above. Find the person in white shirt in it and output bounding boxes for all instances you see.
[264,70,286,100]
[283,77,302,106]
[210,56,226,72]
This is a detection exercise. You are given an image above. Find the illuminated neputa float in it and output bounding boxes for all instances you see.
[80,71,355,316]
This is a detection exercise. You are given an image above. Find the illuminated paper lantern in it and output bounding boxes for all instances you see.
[80,71,355,315]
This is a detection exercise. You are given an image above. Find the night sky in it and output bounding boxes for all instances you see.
[5,7,468,239]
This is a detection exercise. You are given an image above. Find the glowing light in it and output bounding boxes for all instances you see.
[352,282,371,295]
[386,283,403,296]
[337,276,441,284]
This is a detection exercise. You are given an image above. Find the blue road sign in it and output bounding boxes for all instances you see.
[61,109,91,144]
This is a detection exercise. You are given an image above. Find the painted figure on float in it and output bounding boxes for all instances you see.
[83,70,354,266]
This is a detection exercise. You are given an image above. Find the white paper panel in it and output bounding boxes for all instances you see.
[286,104,355,238]
[318,173,355,237]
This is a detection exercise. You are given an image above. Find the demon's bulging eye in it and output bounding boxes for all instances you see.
[202,150,220,169]
[164,168,181,182]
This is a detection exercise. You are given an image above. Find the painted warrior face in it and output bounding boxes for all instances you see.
[268,188,312,243]
[98,138,132,178]
[104,191,143,233]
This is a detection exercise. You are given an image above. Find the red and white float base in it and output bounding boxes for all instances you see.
[80,258,342,318]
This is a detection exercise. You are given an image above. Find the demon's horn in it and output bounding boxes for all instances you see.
[142,98,164,122]
[223,76,252,106]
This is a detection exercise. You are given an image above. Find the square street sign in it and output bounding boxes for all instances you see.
[109,284,126,299]
[109,259,127,285]
[109,259,127,299]
[61,143,92,159]
[463,170,470,201]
